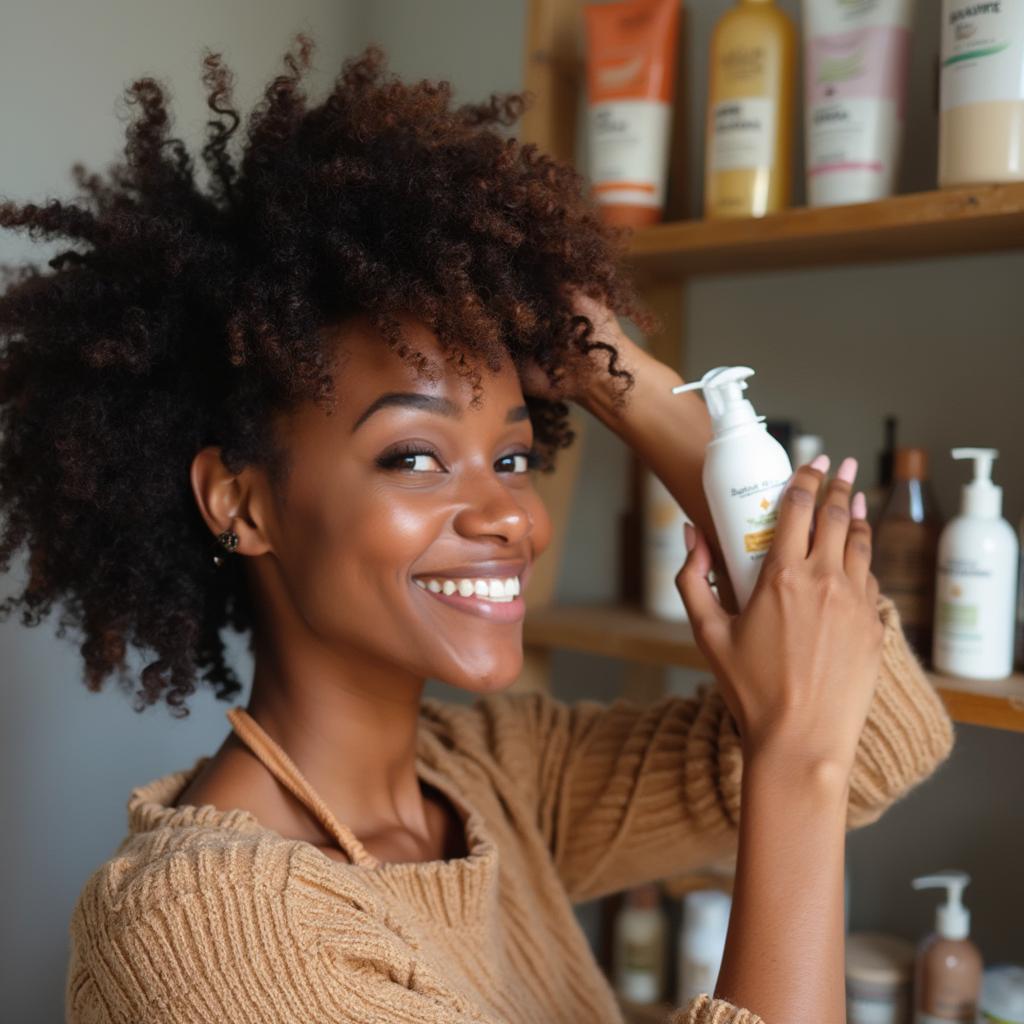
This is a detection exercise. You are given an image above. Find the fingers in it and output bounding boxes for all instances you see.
[811,456,858,570]
[768,454,830,564]
[844,491,873,590]
[676,524,730,652]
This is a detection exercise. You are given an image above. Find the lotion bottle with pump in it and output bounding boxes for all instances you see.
[672,366,793,609]
[933,448,1019,680]
[911,872,983,1024]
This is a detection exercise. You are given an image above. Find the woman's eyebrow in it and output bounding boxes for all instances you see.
[352,392,530,432]
[352,392,457,432]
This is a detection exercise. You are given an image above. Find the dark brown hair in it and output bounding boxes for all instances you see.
[0,37,654,717]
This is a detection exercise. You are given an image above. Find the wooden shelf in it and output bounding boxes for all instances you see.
[618,999,676,1024]
[523,603,1024,734]
[627,183,1024,279]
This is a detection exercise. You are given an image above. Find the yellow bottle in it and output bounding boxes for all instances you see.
[704,0,796,219]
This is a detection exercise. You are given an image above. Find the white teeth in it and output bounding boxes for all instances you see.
[414,574,522,602]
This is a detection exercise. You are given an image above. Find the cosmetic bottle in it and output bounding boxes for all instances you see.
[911,872,983,1024]
[677,889,732,1006]
[704,0,796,218]
[866,415,898,528]
[978,966,1024,1024]
[845,932,915,1024]
[672,366,793,609]
[644,471,690,621]
[873,446,941,661]
[1015,516,1024,670]
[613,884,668,1005]
[803,0,916,206]
[940,1,1024,187]
[933,449,1019,681]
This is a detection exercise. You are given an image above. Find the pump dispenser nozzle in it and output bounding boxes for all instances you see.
[912,871,971,940]
[952,447,1002,518]
[672,366,763,436]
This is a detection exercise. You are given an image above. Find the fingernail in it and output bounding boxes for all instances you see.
[851,491,867,520]
[684,522,695,552]
[837,456,859,484]
[810,454,831,473]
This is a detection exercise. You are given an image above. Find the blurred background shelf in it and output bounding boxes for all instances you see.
[617,999,677,1024]
[523,604,1024,734]
[627,183,1024,279]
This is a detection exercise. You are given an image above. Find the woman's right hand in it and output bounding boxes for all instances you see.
[676,455,885,777]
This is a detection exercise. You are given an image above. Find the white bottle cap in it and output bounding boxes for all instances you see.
[672,366,763,437]
[912,871,971,941]
[952,447,1002,519]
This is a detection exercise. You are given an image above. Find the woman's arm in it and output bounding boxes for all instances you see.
[676,459,890,1023]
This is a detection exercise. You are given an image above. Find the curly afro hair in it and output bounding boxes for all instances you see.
[0,36,655,718]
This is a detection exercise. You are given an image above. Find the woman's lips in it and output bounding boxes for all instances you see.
[416,584,526,623]
[412,564,530,624]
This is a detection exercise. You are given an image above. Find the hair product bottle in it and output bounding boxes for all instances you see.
[672,366,793,608]
[613,884,668,1005]
[939,0,1024,187]
[803,0,916,206]
[677,889,732,1006]
[584,0,681,227]
[644,471,691,621]
[933,449,1019,680]
[704,0,796,218]
[911,872,983,1024]
[872,446,941,662]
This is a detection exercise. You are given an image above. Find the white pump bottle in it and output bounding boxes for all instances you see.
[672,366,792,609]
[932,448,1019,680]
[911,871,983,1024]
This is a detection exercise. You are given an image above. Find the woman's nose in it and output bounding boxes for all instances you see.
[452,480,532,545]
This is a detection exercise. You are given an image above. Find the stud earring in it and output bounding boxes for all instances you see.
[212,528,239,568]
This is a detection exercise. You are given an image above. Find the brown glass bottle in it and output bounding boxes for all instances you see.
[872,447,942,662]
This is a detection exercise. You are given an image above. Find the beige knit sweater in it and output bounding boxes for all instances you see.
[65,596,953,1024]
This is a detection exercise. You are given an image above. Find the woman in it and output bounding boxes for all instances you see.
[0,39,952,1024]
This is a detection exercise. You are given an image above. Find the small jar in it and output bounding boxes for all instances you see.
[845,932,915,1024]
[978,965,1024,1024]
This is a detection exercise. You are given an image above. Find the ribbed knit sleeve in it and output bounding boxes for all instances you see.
[672,995,764,1024]
[463,593,953,903]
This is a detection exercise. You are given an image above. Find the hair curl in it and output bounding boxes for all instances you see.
[0,37,655,717]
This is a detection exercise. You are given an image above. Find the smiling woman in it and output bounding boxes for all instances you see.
[0,33,953,1024]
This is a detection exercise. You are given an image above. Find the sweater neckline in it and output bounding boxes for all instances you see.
[126,700,497,882]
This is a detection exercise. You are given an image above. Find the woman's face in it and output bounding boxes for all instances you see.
[260,314,553,693]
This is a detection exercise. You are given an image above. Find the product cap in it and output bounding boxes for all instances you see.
[845,932,915,987]
[682,889,732,938]
[979,965,1024,1024]
[893,446,928,481]
[952,447,1003,519]
[911,870,971,941]
[671,366,762,437]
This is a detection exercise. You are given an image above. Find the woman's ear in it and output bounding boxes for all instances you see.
[189,446,274,558]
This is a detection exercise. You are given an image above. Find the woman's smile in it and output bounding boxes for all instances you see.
[411,559,531,623]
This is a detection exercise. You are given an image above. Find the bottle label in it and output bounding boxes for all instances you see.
[805,24,910,181]
[710,98,775,171]
[874,520,938,640]
[934,555,1016,668]
[942,1,1024,111]
[588,100,671,209]
[730,477,788,559]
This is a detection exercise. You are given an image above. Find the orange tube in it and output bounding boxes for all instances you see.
[584,0,681,229]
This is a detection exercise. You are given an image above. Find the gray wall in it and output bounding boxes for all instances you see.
[1,1,1021,1018]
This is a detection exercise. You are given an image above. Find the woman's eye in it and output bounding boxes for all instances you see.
[377,448,445,472]
[497,451,538,474]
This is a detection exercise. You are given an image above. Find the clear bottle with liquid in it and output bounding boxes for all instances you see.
[873,447,942,662]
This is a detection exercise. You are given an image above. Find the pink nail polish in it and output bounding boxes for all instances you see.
[837,456,859,484]
[810,454,831,473]
[851,491,867,520]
